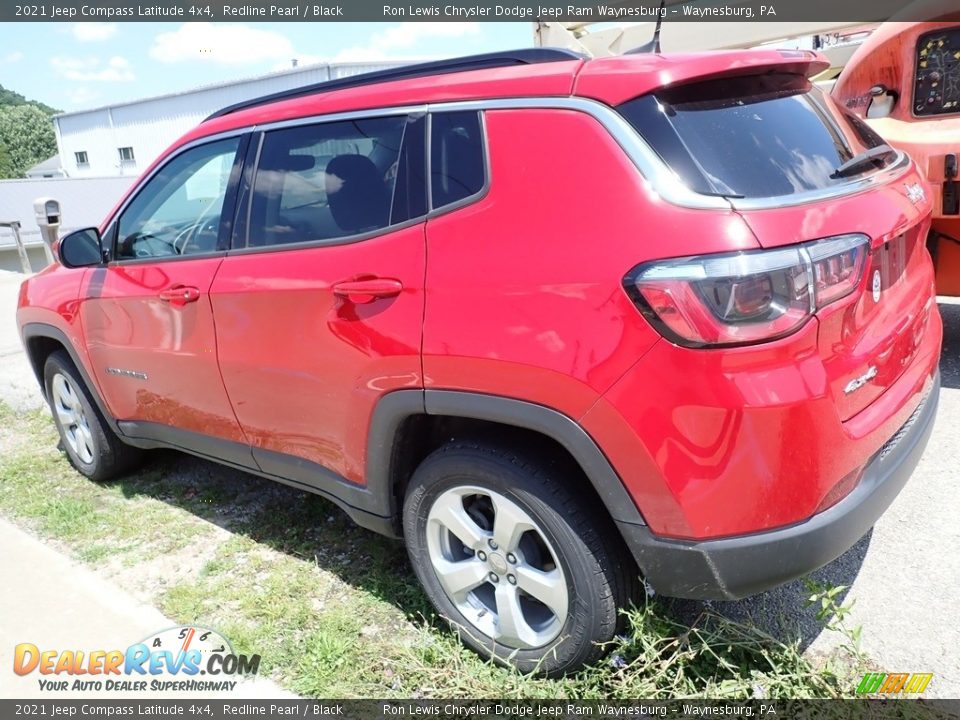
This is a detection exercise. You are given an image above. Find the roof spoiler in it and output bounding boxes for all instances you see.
[574,50,831,106]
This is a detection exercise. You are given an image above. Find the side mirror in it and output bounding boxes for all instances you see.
[58,228,104,269]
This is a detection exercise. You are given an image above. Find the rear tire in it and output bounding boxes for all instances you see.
[43,350,142,481]
[403,442,637,676]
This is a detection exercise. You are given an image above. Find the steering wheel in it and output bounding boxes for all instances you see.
[126,233,172,258]
[173,216,219,255]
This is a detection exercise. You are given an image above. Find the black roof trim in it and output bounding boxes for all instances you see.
[205,48,586,121]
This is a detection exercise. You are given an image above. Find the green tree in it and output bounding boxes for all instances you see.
[0,104,57,179]
[0,83,59,115]
[0,141,14,179]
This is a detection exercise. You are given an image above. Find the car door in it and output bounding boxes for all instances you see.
[80,134,252,460]
[210,112,428,487]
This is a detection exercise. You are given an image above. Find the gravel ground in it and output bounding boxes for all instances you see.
[0,273,42,412]
[1,270,957,697]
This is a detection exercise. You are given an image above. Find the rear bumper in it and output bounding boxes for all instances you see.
[617,370,940,600]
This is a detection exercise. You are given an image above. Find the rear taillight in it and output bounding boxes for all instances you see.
[624,234,869,348]
[806,235,868,306]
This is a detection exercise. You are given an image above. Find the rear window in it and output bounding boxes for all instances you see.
[617,73,891,199]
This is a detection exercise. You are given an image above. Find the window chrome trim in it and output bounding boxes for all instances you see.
[106,250,228,267]
[105,96,914,238]
[255,104,428,133]
[423,97,912,211]
[103,127,251,246]
[730,152,909,211]
[425,97,731,210]
[244,111,429,250]
[107,131,248,265]
[226,216,428,257]
[225,109,491,256]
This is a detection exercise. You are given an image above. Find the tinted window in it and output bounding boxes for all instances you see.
[618,74,891,199]
[116,137,240,260]
[247,114,425,247]
[430,111,485,209]
[391,114,428,224]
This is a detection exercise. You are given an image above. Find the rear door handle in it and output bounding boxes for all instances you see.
[159,286,201,306]
[332,278,403,304]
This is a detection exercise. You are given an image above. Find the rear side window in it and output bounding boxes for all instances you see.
[618,74,892,199]
[430,111,485,209]
[247,114,424,247]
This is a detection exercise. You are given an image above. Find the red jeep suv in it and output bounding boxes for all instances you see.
[18,48,941,674]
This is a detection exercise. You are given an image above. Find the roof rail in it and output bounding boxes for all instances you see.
[205,48,586,121]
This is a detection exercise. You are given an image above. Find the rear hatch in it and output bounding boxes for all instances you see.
[734,177,934,421]
[611,60,936,420]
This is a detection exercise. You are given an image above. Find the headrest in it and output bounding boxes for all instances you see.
[325,154,389,234]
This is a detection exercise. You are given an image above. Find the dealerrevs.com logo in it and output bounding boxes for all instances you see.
[13,626,261,693]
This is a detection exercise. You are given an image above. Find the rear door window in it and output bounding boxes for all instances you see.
[246,113,425,248]
[430,111,485,209]
[617,74,893,199]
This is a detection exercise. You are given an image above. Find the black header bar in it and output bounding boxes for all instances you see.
[2,0,952,23]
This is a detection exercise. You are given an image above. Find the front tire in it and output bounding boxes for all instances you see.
[403,442,637,676]
[43,350,141,481]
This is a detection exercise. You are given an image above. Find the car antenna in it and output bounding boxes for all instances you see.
[627,0,667,54]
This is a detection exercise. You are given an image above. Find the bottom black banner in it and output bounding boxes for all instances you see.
[3,700,959,720]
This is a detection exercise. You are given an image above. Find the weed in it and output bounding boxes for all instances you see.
[0,401,865,698]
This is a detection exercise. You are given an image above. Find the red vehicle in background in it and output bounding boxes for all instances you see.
[18,47,941,674]
[833,12,960,293]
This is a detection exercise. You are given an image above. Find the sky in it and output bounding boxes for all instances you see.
[0,22,533,112]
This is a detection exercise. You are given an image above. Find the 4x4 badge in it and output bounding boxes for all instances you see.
[845,366,878,395]
[904,183,926,205]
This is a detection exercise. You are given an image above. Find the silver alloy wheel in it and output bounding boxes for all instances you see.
[51,373,95,464]
[425,486,569,649]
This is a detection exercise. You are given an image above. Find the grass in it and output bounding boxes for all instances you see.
[0,401,865,699]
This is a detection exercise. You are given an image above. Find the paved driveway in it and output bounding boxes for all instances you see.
[666,300,960,698]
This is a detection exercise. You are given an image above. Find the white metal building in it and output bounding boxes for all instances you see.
[1,60,412,272]
[52,60,410,179]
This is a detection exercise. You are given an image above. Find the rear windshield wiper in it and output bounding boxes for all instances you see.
[831,144,897,179]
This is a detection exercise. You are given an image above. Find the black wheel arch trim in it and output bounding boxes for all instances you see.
[367,389,649,531]
[21,322,124,436]
[18,334,648,540]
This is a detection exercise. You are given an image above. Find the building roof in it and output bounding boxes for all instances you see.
[24,155,63,177]
[52,59,417,120]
